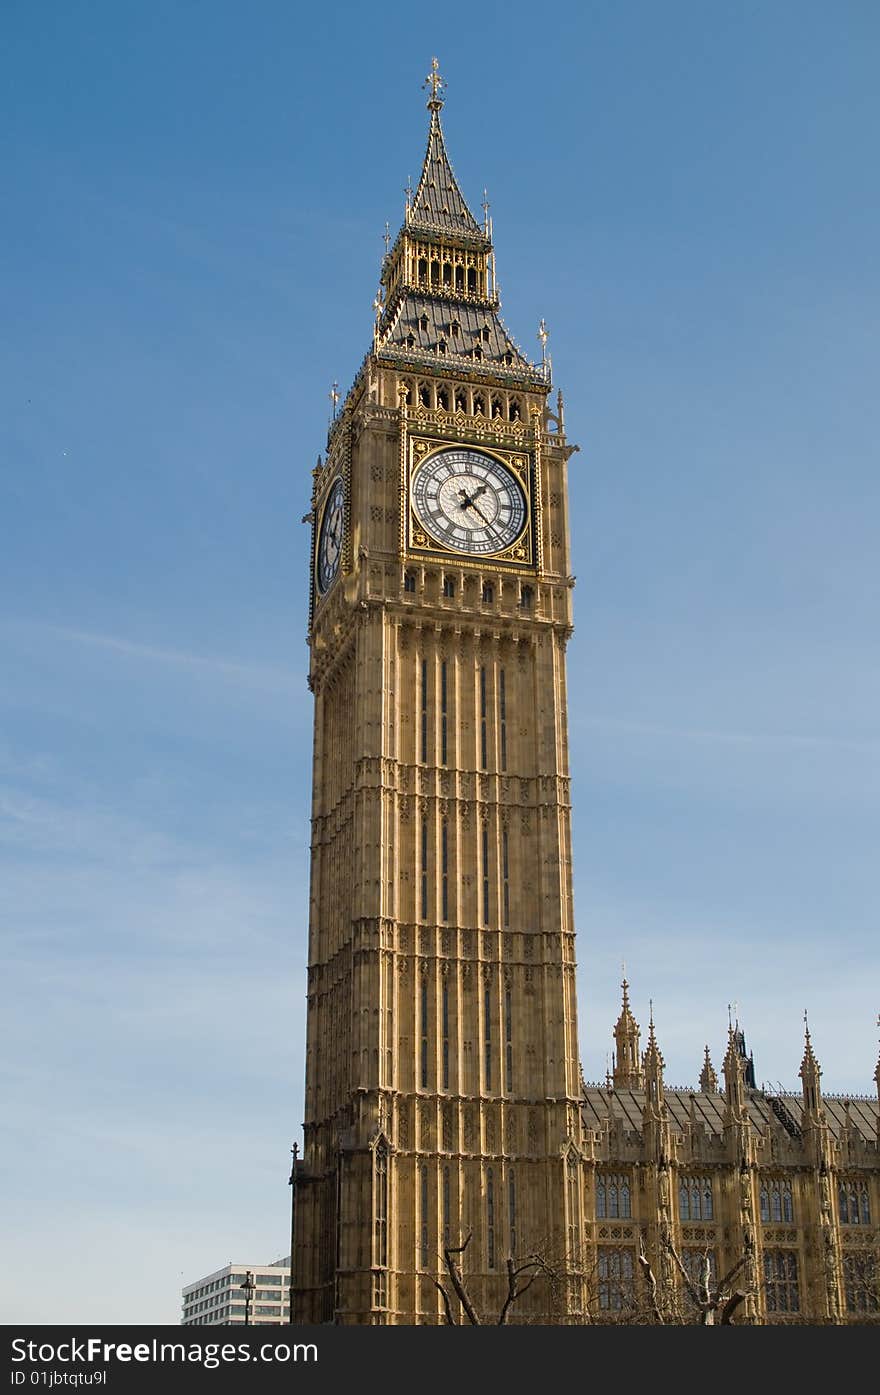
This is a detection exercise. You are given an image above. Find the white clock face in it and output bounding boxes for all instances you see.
[411,448,527,556]
[316,478,344,594]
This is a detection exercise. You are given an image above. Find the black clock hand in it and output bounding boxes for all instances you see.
[466,498,492,526]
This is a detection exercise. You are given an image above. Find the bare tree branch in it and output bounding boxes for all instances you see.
[662,1235,701,1307]
[720,1291,748,1325]
[637,1239,666,1325]
[432,1279,457,1326]
[442,1233,482,1326]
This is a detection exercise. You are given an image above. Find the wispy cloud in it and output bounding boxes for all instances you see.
[1,619,299,695]
[574,712,880,756]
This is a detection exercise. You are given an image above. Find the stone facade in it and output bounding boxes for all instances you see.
[576,992,880,1324]
[291,64,879,1325]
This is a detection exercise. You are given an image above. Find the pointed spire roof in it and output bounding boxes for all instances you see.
[723,1022,747,1118]
[699,1044,718,1093]
[799,1012,821,1083]
[407,60,485,241]
[643,1002,665,1077]
[612,975,644,1090]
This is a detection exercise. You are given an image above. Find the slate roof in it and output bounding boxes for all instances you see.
[378,292,535,377]
[582,1085,879,1146]
[408,109,486,242]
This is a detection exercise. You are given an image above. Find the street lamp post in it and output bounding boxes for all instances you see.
[240,1270,256,1326]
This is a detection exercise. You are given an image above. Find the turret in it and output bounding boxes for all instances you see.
[641,1005,670,1164]
[799,1013,824,1123]
[643,1005,665,1115]
[699,1044,718,1093]
[612,977,643,1090]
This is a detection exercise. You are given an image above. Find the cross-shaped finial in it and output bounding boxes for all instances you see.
[383,221,390,255]
[482,188,490,233]
[329,381,340,420]
[423,57,446,110]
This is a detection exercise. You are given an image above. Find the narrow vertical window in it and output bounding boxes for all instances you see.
[499,669,507,771]
[502,829,509,927]
[420,978,428,1088]
[480,666,488,769]
[484,983,492,1089]
[420,1165,429,1269]
[508,1171,517,1256]
[441,822,449,922]
[505,986,512,1092]
[442,982,449,1090]
[443,1167,451,1247]
[420,658,427,764]
[375,1144,388,1269]
[482,825,490,925]
[420,817,428,920]
[441,660,447,766]
[487,1169,496,1269]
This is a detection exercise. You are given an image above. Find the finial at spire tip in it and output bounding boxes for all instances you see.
[423,56,446,111]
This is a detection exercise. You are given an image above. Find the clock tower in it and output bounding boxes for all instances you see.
[293,61,584,1324]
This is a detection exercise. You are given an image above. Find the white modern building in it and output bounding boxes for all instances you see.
[181,1257,291,1325]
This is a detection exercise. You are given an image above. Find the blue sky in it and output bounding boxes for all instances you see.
[2,2,878,1324]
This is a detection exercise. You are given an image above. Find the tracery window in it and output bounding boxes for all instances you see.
[374,1143,388,1270]
[596,1173,631,1219]
[839,1179,871,1225]
[759,1178,794,1224]
[597,1248,634,1311]
[419,1165,429,1269]
[678,1176,714,1222]
[681,1249,717,1304]
[404,571,416,593]
[843,1252,878,1314]
[487,1168,496,1269]
[762,1250,799,1314]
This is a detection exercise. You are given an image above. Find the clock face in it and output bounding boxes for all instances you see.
[411,447,527,556]
[316,478,345,594]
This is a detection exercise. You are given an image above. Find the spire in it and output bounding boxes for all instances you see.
[799,1011,823,1119]
[407,60,485,240]
[641,1004,668,1162]
[642,1001,665,1110]
[723,1023,746,1121]
[699,1044,718,1094]
[612,975,643,1089]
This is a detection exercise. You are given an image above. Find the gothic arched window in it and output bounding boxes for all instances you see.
[760,1177,794,1224]
[678,1175,713,1221]
[596,1172,631,1219]
[839,1180,871,1225]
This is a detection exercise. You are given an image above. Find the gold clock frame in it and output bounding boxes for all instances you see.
[405,434,535,569]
